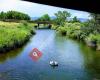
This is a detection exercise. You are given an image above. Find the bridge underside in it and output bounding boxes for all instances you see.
[23,0,100,14]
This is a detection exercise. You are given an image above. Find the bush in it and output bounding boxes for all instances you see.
[94,34,100,44]
[66,23,82,39]
[85,34,98,42]
[84,34,100,48]
[56,22,84,38]
[51,25,58,30]
[56,27,67,35]
[56,22,89,40]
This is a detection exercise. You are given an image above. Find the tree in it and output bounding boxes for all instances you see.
[89,13,100,33]
[54,11,71,26]
[0,11,30,20]
[38,14,51,21]
[71,16,80,23]
[0,11,6,19]
[6,11,30,20]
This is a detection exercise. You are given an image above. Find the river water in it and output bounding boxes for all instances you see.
[0,29,100,80]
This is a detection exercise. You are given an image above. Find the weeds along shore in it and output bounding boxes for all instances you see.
[0,21,36,53]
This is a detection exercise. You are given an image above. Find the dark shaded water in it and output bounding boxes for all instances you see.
[0,30,100,80]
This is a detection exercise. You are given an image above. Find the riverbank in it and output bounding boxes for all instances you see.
[54,22,100,51]
[0,21,36,53]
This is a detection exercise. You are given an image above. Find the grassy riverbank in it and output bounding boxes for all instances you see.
[0,21,35,53]
[54,22,100,51]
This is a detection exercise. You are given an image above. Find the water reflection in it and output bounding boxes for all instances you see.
[0,46,24,63]
[79,41,100,79]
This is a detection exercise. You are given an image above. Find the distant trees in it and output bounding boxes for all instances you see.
[71,16,80,23]
[0,11,30,20]
[54,11,71,26]
[0,11,6,19]
[38,14,51,21]
[36,11,71,27]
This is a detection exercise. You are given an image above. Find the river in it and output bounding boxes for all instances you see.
[0,29,100,80]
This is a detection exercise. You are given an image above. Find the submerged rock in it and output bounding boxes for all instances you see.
[86,40,97,47]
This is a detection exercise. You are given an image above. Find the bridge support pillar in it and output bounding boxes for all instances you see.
[38,23,39,27]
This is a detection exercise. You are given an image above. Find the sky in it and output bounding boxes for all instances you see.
[0,0,90,19]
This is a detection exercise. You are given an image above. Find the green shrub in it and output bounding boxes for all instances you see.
[95,34,100,44]
[51,25,58,30]
[66,23,81,39]
[56,22,83,38]
[56,27,67,35]
[85,34,98,42]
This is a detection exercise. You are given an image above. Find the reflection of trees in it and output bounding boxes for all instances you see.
[0,47,23,63]
[79,42,100,79]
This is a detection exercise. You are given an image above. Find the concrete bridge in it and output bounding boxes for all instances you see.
[32,21,53,29]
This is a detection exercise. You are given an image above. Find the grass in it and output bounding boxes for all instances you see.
[0,21,35,53]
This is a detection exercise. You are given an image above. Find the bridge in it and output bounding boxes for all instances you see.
[29,21,53,29]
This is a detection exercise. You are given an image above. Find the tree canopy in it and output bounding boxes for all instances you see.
[71,16,80,23]
[38,14,51,21]
[86,13,100,34]
[54,11,71,26]
[0,11,30,20]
